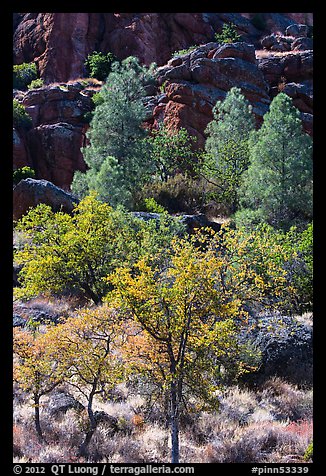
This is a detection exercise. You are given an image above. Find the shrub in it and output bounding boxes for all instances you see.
[304,441,313,461]
[13,62,38,90]
[13,166,36,185]
[214,23,242,44]
[172,45,198,57]
[139,198,167,214]
[13,100,32,129]
[136,174,211,214]
[27,78,44,89]
[84,51,117,81]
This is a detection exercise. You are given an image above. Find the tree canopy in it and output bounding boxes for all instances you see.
[235,93,313,230]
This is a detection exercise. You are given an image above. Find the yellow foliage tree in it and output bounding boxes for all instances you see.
[13,327,67,442]
[106,225,294,463]
[47,307,126,456]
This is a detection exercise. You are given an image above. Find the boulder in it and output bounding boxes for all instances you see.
[13,314,27,327]
[240,312,313,385]
[291,37,313,51]
[13,304,61,326]
[178,214,221,233]
[26,122,87,188]
[48,391,85,416]
[132,211,221,235]
[13,178,79,221]
[261,34,278,49]
[285,23,309,38]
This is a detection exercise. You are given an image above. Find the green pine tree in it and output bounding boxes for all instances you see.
[235,93,313,230]
[72,57,154,208]
[203,87,255,212]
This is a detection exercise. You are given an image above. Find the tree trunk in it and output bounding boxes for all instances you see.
[170,380,179,463]
[79,388,97,456]
[34,394,46,443]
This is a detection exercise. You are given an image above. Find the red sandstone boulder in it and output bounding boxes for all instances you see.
[13,82,96,188]
[27,123,87,188]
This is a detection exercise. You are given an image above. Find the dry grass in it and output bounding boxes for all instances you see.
[13,377,312,463]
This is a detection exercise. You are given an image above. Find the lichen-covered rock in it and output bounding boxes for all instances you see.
[240,312,313,385]
[48,392,85,416]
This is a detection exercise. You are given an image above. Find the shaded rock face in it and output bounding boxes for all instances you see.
[257,50,313,134]
[13,82,95,188]
[13,178,79,221]
[240,313,313,386]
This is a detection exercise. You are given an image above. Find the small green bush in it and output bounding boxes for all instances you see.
[13,62,38,90]
[304,441,313,461]
[27,78,44,90]
[84,51,117,81]
[13,100,32,129]
[139,198,167,214]
[214,23,242,44]
[13,166,36,185]
[172,45,198,57]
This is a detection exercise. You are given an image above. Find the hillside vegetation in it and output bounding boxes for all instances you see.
[13,16,313,465]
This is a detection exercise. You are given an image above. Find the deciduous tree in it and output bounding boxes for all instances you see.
[106,225,293,462]
[13,327,66,442]
[48,307,126,456]
[14,194,183,304]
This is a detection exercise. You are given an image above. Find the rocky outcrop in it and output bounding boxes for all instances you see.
[13,13,312,83]
[257,50,313,134]
[13,13,215,82]
[13,178,79,221]
[13,13,313,188]
[152,41,270,147]
[13,82,97,187]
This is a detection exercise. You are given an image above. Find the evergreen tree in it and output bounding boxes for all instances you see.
[203,87,255,212]
[235,93,313,230]
[72,57,155,208]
